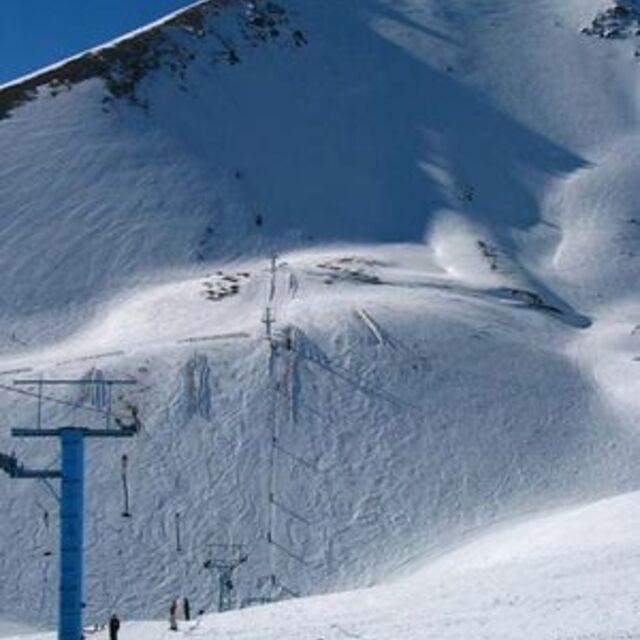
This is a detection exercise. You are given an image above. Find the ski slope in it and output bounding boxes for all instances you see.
[1,0,639,635]
[0,622,37,639]
[6,490,640,639]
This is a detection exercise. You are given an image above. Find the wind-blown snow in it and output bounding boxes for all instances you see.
[0,0,639,636]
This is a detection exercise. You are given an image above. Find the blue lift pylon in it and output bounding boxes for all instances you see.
[0,379,138,640]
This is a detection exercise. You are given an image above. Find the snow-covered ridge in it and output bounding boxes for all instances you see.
[0,1,211,92]
[0,0,306,119]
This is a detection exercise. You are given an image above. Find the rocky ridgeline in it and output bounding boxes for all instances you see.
[582,1,640,39]
[0,0,307,119]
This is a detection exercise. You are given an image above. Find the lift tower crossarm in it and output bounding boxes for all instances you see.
[12,427,138,438]
[13,379,137,386]
[0,452,61,479]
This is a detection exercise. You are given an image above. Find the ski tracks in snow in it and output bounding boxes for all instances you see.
[355,309,386,347]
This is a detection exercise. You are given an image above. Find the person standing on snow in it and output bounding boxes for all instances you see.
[109,613,120,640]
[183,596,191,621]
[169,599,178,631]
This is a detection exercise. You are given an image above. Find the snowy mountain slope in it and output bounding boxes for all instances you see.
[2,0,637,343]
[8,490,640,639]
[0,0,640,633]
[1,246,639,629]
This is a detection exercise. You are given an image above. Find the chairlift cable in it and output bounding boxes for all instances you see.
[0,382,131,421]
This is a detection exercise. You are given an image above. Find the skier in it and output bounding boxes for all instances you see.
[109,613,120,640]
[169,599,178,631]
[183,596,191,621]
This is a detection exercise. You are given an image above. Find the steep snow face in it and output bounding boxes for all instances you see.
[0,0,640,633]
[1,0,637,343]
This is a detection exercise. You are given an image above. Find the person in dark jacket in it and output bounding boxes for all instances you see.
[183,597,191,621]
[169,599,178,631]
[109,613,120,640]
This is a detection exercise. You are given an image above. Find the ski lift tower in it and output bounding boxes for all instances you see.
[203,543,248,612]
[0,378,137,640]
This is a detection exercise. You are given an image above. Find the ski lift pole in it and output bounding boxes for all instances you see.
[175,512,182,553]
[37,377,43,430]
[43,508,52,557]
[58,428,84,640]
[105,382,112,430]
[121,454,131,518]
[203,544,248,612]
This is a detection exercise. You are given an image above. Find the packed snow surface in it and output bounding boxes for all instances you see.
[1,0,639,637]
[6,491,640,639]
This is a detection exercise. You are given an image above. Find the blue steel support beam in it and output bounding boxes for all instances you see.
[59,428,84,640]
[4,423,136,640]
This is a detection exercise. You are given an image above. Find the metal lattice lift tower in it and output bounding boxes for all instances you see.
[0,378,137,640]
[203,543,248,612]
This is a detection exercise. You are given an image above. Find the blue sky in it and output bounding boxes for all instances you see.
[0,0,193,84]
